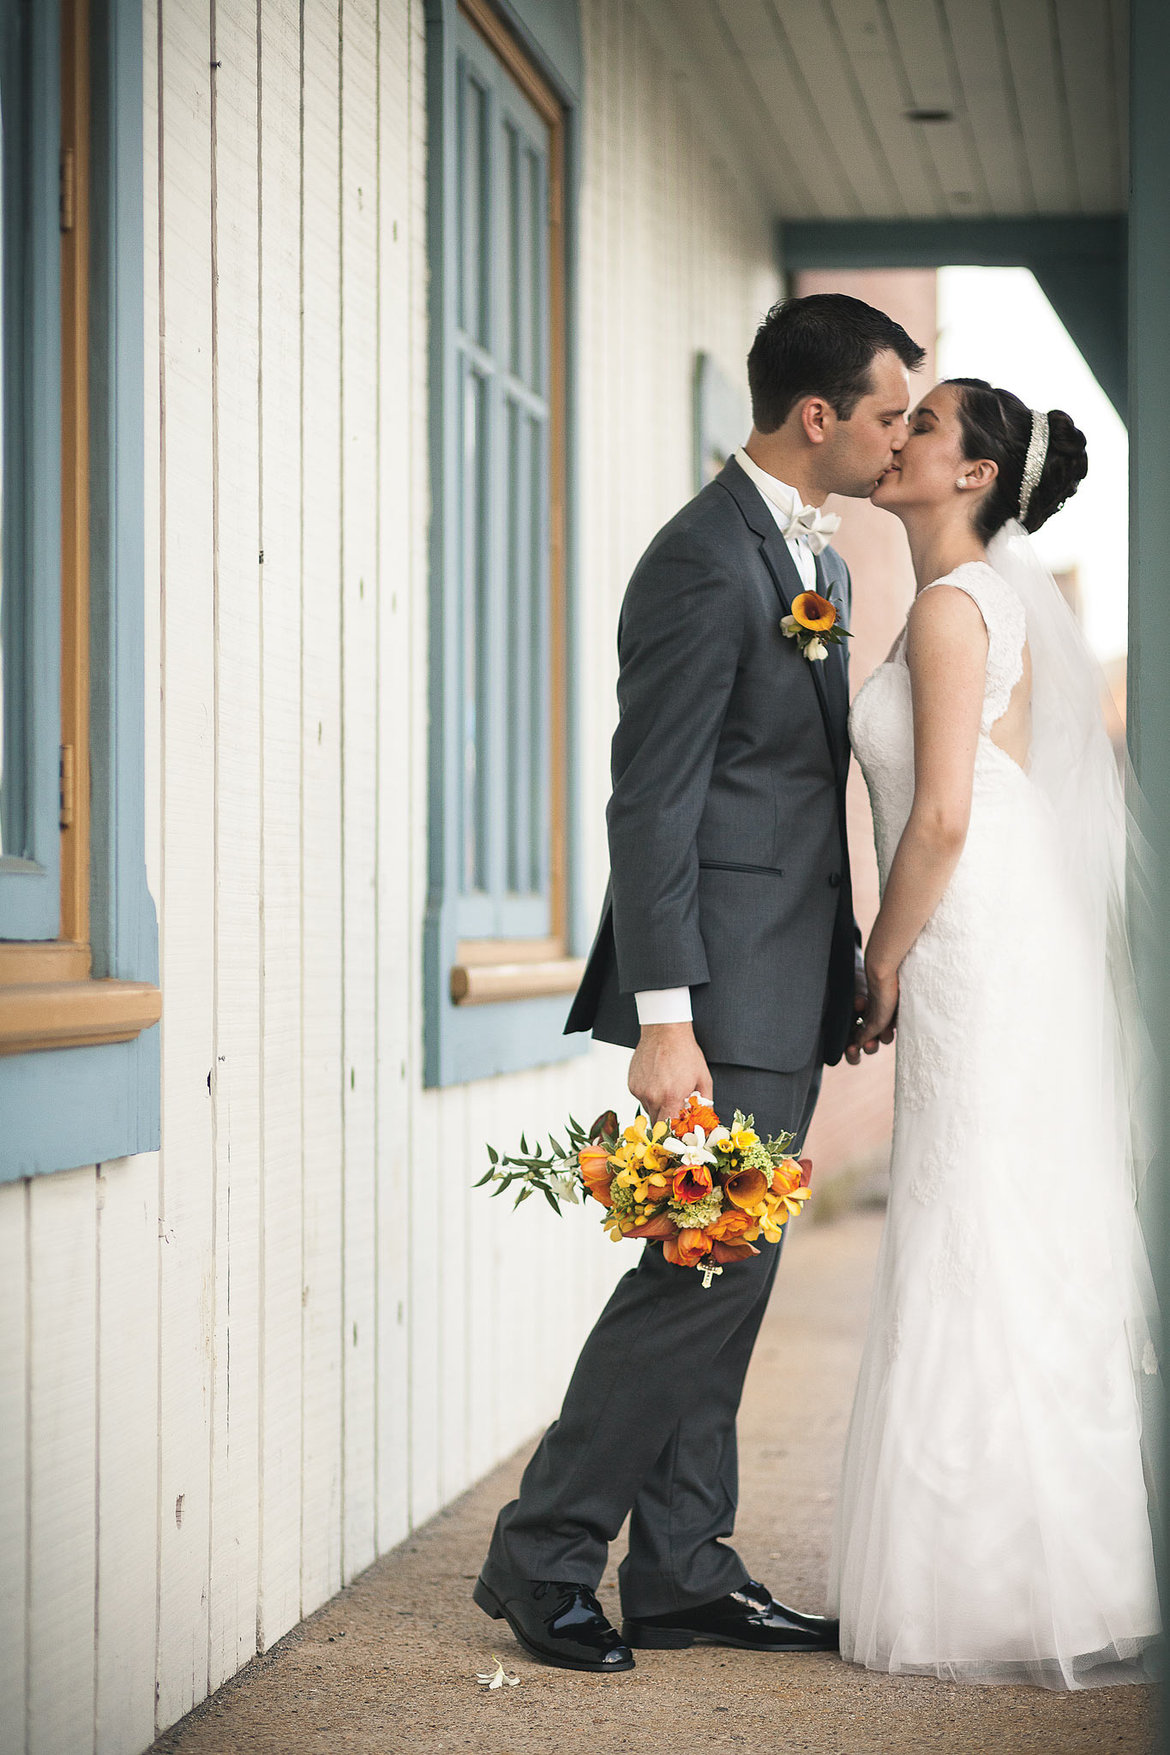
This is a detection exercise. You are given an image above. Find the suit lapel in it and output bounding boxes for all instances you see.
[716,457,845,777]
[814,551,851,774]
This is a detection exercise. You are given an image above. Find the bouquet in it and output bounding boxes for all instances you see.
[478,1093,812,1288]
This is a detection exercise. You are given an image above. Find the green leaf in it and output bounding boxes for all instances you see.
[487,1145,499,1165]
[514,1185,533,1206]
[542,1187,563,1214]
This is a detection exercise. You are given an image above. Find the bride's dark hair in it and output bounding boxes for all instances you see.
[945,378,1088,540]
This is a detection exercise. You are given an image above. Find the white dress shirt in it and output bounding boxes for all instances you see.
[634,451,827,1028]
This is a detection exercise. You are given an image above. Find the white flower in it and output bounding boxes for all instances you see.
[804,637,829,662]
[662,1125,718,1168]
[550,1172,579,1204]
[477,1656,520,1689]
[780,614,798,638]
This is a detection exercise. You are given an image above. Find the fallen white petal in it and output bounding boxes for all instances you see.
[477,1656,520,1689]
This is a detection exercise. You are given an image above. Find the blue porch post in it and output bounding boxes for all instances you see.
[1130,1,1170,1722]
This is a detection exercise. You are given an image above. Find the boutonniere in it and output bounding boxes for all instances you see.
[780,590,852,663]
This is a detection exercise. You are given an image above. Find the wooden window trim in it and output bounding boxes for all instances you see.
[0,0,160,1056]
[450,0,572,1007]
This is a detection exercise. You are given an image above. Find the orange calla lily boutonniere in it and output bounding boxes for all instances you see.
[781,589,852,663]
[479,1095,813,1288]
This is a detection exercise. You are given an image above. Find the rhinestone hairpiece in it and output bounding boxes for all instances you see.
[1018,408,1049,522]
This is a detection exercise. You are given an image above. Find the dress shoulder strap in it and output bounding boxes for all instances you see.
[915,563,1027,729]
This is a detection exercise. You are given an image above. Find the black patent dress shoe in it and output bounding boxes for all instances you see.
[622,1578,839,1652]
[474,1575,635,1672]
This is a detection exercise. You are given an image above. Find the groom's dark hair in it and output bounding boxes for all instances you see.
[747,293,926,431]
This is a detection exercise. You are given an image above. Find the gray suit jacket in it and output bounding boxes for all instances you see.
[565,456,858,1072]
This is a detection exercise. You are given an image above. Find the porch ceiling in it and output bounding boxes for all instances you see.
[657,0,1128,221]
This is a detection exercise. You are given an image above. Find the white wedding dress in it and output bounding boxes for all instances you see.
[830,550,1161,1689]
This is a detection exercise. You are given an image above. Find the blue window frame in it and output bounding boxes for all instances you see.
[0,0,160,1179]
[0,0,63,936]
[425,0,585,1086]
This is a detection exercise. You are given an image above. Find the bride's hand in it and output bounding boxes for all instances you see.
[847,964,898,1063]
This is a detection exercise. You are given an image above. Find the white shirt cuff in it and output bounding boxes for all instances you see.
[635,987,693,1026]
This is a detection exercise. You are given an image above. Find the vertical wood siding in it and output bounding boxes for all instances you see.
[0,1,777,1748]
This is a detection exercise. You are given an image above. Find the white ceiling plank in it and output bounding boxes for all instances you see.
[942,0,1033,213]
[771,0,908,216]
[634,0,783,210]
[882,0,994,216]
[712,0,864,215]
[829,0,947,216]
[996,0,1077,210]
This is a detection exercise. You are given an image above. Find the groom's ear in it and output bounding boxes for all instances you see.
[798,396,833,447]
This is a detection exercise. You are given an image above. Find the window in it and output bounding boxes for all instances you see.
[0,0,159,1177]
[425,0,583,1085]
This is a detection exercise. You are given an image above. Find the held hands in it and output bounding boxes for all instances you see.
[844,958,898,1065]
[629,1022,713,1126]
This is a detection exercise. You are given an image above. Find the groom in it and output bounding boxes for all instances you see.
[475,294,924,1672]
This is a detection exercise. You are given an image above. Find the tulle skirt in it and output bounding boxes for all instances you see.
[828,796,1162,1690]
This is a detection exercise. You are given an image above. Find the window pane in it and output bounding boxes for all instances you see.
[0,0,27,861]
[456,61,489,348]
[460,364,489,895]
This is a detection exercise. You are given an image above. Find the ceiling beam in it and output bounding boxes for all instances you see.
[777,215,1128,419]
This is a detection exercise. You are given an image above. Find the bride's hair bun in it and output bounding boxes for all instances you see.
[946,378,1088,538]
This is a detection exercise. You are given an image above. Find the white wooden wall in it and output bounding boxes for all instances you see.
[0,3,777,1751]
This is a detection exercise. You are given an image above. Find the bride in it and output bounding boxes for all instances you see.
[831,376,1162,1688]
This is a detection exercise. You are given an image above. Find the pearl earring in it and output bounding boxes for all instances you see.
[956,476,968,488]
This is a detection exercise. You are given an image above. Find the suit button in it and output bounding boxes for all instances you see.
[828,872,842,887]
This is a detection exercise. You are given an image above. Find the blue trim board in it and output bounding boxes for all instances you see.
[1128,0,1170,1620]
[780,215,1128,421]
[0,0,159,1181]
[0,0,63,936]
[423,0,586,1086]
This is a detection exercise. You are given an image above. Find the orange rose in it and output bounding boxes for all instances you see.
[672,1163,714,1204]
[724,1165,768,1211]
[578,1143,615,1206]
[705,1207,753,1244]
[672,1093,720,1136]
[663,1228,711,1268]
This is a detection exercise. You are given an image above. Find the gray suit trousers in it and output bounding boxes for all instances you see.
[482,1056,823,1618]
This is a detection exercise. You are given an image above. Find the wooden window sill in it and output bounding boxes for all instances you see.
[0,979,162,1056]
[450,956,585,1006]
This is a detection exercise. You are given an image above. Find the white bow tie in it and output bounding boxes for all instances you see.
[776,501,841,556]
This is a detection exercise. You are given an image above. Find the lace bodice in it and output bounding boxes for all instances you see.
[852,562,1031,887]
[890,561,1027,734]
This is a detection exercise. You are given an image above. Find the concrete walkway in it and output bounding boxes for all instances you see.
[151,1208,1154,1755]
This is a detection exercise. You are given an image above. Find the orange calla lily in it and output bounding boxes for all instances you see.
[724,1165,769,1211]
[791,591,838,633]
[711,1238,760,1263]
[624,1213,676,1240]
